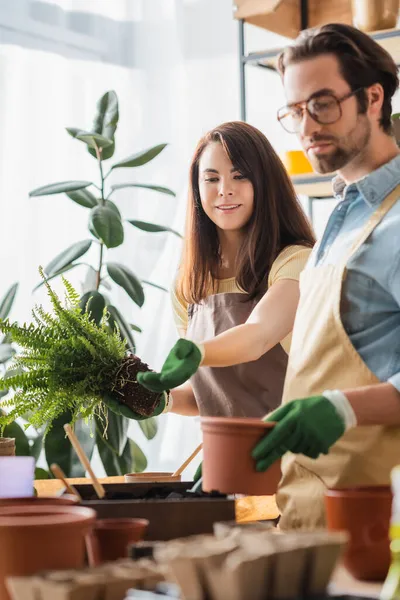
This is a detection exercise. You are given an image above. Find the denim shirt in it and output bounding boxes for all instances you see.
[307,154,400,392]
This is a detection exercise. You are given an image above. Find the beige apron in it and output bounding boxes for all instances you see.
[277,185,400,530]
[187,292,288,417]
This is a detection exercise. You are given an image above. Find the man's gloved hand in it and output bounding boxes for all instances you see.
[137,339,203,393]
[252,395,347,472]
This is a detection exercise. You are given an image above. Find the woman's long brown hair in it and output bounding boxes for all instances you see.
[177,121,315,304]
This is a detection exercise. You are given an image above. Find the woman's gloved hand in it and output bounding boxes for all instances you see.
[137,339,203,392]
[252,395,347,472]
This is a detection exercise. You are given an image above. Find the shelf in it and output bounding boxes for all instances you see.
[291,173,333,198]
[244,27,400,70]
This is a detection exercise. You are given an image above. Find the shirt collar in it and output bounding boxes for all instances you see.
[332,153,400,207]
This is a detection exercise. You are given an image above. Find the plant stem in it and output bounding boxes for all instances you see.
[96,144,105,291]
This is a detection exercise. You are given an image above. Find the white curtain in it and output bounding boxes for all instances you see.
[0,0,353,477]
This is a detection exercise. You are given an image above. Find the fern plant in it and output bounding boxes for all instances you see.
[0,270,166,435]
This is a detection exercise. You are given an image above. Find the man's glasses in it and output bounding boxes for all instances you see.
[277,88,364,134]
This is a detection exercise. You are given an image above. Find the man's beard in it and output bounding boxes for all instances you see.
[308,116,371,174]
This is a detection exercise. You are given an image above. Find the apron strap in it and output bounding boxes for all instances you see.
[339,183,400,268]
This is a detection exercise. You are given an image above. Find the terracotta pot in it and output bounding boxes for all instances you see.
[200,417,281,496]
[124,472,181,483]
[0,439,15,457]
[86,518,149,565]
[325,486,392,581]
[0,504,96,600]
[351,0,398,31]
[0,494,79,507]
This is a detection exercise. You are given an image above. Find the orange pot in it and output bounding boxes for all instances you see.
[86,518,149,565]
[200,417,281,496]
[325,486,392,581]
[0,495,79,507]
[0,504,96,600]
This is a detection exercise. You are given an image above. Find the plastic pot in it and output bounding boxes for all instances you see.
[325,486,392,581]
[200,417,281,496]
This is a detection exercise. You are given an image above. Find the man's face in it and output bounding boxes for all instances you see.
[283,54,371,174]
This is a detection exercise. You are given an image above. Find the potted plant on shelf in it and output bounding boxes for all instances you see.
[1,90,181,477]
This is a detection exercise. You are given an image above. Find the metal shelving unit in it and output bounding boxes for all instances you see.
[238,19,400,218]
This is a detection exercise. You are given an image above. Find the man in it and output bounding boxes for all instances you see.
[138,23,400,529]
[251,22,400,529]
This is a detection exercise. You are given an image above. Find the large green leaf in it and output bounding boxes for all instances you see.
[35,467,50,480]
[110,183,176,197]
[80,291,106,326]
[45,240,92,277]
[30,433,44,462]
[127,220,182,238]
[66,188,97,208]
[0,344,15,364]
[95,410,131,476]
[3,418,30,456]
[89,206,124,248]
[33,263,82,292]
[66,128,113,152]
[129,439,147,473]
[104,199,121,217]
[44,412,95,478]
[106,263,144,307]
[107,305,136,352]
[142,280,168,293]
[29,181,92,197]
[138,418,158,440]
[111,144,167,170]
[0,283,18,320]
[88,90,119,161]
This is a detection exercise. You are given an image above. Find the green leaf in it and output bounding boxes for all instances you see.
[130,324,142,333]
[127,220,182,238]
[45,240,92,277]
[0,344,15,364]
[30,433,44,462]
[130,439,147,472]
[103,199,121,217]
[44,412,95,478]
[111,144,167,170]
[88,90,119,161]
[66,188,97,208]
[80,291,106,326]
[106,263,144,307]
[33,263,82,292]
[0,283,18,320]
[66,128,113,151]
[138,417,158,440]
[35,467,50,480]
[3,418,30,456]
[107,305,136,352]
[29,181,92,197]
[142,280,168,293]
[89,206,124,248]
[95,410,131,475]
[110,183,176,197]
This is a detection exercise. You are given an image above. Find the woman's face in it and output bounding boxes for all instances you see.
[198,142,254,233]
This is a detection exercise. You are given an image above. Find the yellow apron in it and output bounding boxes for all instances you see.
[277,185,400,530]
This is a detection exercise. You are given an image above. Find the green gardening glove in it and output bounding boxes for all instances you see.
[252,396,346,472]
[137,339,203,393]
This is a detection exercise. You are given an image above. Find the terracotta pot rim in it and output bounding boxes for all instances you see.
[94,518,149,530]
[326,486,392,498]
[0,495,79,504]
[0,504,96,527]
[0,438,15,444]
[125,472,175,477]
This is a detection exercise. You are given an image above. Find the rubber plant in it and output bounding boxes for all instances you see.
[13,90,180,477]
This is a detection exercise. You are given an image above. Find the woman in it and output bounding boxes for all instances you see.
[139,121,315,418]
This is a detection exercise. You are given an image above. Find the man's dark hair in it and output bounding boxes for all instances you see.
[278,23,399,134]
